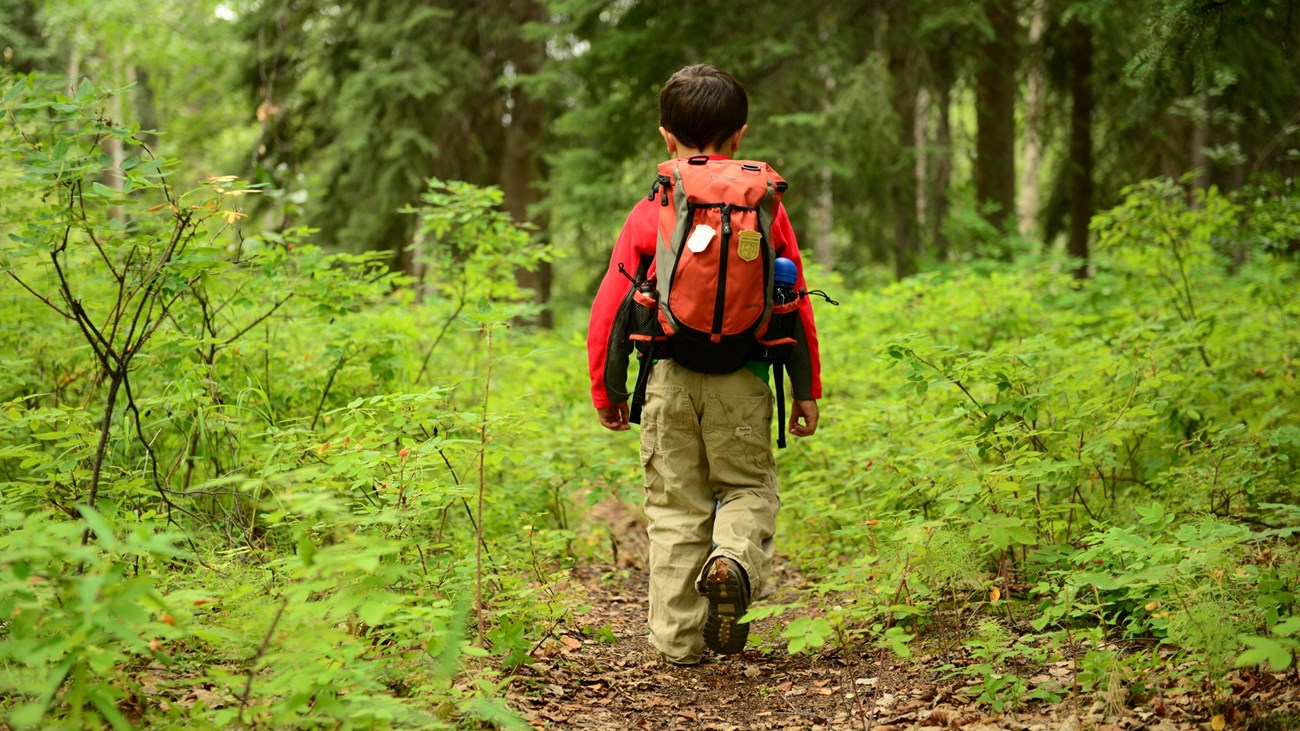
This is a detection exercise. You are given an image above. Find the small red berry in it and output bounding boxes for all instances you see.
[399,448,409,460]
[161,614,175,625]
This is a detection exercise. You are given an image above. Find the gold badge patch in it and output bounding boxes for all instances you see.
[737,229,761,262]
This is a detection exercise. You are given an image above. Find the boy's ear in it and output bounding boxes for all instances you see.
[727,124,749,154]
[658,126,678,155]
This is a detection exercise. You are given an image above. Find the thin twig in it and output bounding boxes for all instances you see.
[222,294,294,345]
[5,271,74,319]
[413,299,468,385]
[310,343,354,431]
[476,323,495,644]
[239,597,289,724]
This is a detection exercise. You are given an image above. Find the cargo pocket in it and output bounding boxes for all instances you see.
[642,384,695,452]
[701,389,773,488]
[640,383,699,508]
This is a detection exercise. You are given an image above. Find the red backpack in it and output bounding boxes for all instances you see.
[627,156,799,422]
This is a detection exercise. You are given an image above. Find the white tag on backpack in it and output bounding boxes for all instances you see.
[685,224,715,253]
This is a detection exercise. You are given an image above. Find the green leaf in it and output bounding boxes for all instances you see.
[8,702,46,730]
[78,506,119,552]
[1274,617,1300,637]
[1236,636,1292,671]
[87,686,133,731]
[297,535,316,566]
[2,81,24,104]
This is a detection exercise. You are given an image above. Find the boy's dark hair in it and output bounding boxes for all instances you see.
[658,64,748,151]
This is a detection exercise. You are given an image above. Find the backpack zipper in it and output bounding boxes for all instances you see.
[711,204,732,338]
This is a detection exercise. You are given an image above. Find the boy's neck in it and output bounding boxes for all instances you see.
[674,145,730,158]
[659,125,747,160]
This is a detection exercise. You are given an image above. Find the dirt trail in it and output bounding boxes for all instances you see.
[504,504,1300,730]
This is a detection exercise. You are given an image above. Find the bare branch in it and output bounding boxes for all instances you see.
[222,294,294,345]
[5,270,74,319]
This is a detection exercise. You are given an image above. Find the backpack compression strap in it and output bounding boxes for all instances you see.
[628,341,654,425]
[775,362,787,449]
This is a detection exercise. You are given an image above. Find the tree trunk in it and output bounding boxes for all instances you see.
[1190,89,1210,199]
[811,14,836,270]
[932,59,954,263]
[1019,0,1047,238]
[501,0,552,327]
[915,86,930,246]
[1067,20,1094,279]
[975,0,1018,247]
[65,29,82,94]
[887,7,919,279]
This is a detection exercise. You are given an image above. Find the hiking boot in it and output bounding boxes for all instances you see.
[702,557,750,654]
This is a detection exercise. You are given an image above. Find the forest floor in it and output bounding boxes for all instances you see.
[502,501,1300,731]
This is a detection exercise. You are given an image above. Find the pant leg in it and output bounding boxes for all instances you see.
[640,362,712,663]
[698,368,780,598]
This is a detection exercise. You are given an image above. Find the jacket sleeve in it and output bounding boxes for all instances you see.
[771,204,823,401]
[588,198,658,409]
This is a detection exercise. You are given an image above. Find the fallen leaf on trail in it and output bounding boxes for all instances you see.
[895,699,924,714]
[559,635,583,651]
[183,687,228,709]
[924,708,953,725]
[776,681,794,692]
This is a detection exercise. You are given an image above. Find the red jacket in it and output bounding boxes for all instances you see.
[587,187,822,409]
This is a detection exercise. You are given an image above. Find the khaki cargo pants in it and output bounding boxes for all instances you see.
[639,359,780,664]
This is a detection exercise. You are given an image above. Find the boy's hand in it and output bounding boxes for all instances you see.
[597,403,631,431]
[789,399,819,437]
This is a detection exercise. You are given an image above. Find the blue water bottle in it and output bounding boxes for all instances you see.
[768,257,799,448]
[773,257,798,307]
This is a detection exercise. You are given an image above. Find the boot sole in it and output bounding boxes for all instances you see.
[703,558,749,654]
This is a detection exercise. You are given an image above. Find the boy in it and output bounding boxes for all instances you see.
[587,64,822,666]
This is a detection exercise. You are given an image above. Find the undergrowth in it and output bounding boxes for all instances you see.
[2,72,1297,728]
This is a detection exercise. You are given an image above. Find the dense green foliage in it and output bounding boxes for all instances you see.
[2,1,1299,727]
[765,177,1300,701]
[2,70,1298,728]
[7,0,1296,293]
